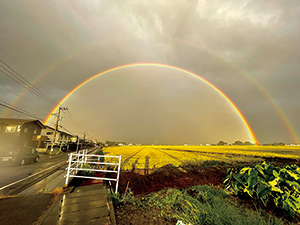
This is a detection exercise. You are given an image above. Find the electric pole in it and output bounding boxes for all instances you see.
[50,106,68,154]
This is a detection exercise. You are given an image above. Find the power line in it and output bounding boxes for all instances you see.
[0,83,51,114]
[0,47,60,102]
[0,60,58,106]
[0,100,82,138]
[0,66,57,106]
[64,109,85,131]
[60,126,78,136]
[0,100,46,121]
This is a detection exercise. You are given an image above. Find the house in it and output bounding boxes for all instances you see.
[0,118,46,150]
[41,125,74,150]
[59,130,73,145]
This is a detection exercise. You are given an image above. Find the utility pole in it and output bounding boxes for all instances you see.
[50,106,68,154]
[76,135,79,153]
[83,130,86,148]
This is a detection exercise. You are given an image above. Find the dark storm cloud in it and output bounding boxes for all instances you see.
[1,0,300,144]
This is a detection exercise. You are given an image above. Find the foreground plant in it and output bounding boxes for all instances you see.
[224,161,300,217]
[108,188,134,207]
[77,163,95,177]
[130,185,286,225]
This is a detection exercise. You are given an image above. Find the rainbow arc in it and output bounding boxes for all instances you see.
[43,63,259,144]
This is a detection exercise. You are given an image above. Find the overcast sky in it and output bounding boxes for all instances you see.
[1,0,299,144]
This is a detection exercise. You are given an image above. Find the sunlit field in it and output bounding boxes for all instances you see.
[102,145,300,170]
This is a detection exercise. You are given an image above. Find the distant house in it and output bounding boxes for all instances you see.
[0,118,46,149]
[41,125,74,150]
[59,130,73,145]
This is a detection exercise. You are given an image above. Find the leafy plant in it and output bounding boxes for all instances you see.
[108,188,134,208]
[224,161,300,216]
[78,163,95,177]
[94,148,104,162]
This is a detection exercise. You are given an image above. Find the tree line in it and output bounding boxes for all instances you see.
[216,140,286,146]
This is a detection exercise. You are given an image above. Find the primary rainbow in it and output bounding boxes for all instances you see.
[43,63,259,144]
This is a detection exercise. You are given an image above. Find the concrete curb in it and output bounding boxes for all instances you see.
[36,186,75,225]
[107,188,117,225]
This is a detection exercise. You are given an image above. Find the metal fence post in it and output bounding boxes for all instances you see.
[115,155,122,193]
[65,153,73,187]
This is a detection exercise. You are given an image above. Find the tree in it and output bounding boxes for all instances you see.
[217,140,227,146]
[105,140,117,146]
[243,141,253,146]
[233,140,243,146]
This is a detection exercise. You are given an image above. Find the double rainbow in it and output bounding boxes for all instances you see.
[43,63,258,144]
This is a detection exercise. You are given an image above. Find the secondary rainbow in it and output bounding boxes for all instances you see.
[43,63,259,144]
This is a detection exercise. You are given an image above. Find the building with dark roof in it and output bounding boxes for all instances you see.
[0,118,46,150]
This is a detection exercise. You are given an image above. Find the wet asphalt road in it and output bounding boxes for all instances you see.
[0,151,70,188]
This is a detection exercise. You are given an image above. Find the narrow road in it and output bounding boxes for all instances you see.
[0,152,69,188]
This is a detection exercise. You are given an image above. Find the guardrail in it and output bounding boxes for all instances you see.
[65,152,121,193]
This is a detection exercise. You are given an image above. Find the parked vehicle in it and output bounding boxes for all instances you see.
[1,146,39,165]
[46,143,67,152]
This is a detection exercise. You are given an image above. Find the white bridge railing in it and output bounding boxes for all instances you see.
[65,151,122,193]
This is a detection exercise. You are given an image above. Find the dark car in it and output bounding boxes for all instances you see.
[1,146,40,165]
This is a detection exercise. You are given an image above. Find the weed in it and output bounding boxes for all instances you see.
[108,188,134,208]
[127,185,287,225]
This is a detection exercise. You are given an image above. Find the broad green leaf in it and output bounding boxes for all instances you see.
[287,199,298,211]
[275,196,282,206]
[291,194,300,204]
[286,180,300,192]
[255,165,265,176]
[268,177,280,186]
[287,170,300,180]
[248,175,258,188]
[279,168,287,175]
[271,186,283,193]
[244,187,253,197]
[240,167,250,175]
[257,184,271,199]
[227,168,232,174]
[266,164,274,175]
[283,200,289,211]
[249,169,258,177]
[273,170,279,177]
[233,173,245,186]
[265,174,274,182]
[257,177,270,186]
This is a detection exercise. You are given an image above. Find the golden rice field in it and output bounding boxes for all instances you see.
[102,145,300,170]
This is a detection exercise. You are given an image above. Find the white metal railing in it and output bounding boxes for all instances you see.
[65,152,121,193]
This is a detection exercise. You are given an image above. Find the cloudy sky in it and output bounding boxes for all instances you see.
[1,0,299,145]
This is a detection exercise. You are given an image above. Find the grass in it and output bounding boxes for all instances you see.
[114,185,291,225]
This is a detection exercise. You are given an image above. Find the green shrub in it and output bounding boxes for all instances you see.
[94,148,104,162]
[78,163,95,177]
[108,189,134,208]
[224,161,300,217]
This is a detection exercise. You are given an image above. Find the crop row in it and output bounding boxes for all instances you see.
[102,146,268,170]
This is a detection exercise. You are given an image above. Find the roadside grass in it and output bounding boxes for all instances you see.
[112,185,291,225]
